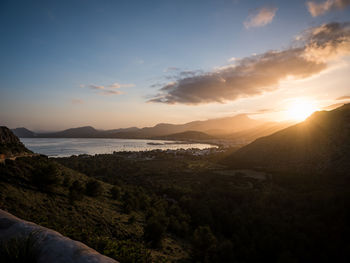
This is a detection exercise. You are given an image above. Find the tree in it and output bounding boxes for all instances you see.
[69,180,84,202]
[192,226,217,263]
[143,217,165,248]
[110,186,120,200]
[85,179,103,197]
[31,162,60,191]
[62,172,71,187]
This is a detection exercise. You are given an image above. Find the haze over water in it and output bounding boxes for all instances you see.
[20,138,215,157]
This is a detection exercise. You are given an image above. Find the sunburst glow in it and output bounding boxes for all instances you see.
[286,99,318,121]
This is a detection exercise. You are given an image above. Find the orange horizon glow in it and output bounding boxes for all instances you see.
[285,99,319,122]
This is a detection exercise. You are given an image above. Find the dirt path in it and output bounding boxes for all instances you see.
[0,153,39,163]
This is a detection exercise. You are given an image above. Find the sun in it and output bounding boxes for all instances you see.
[286,99,318,121]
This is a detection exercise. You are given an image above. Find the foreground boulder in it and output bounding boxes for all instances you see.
[0,209,118,263]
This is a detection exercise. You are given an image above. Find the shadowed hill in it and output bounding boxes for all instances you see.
[38,126,101,138]
[12,127,36,138]
[228,104,350,174]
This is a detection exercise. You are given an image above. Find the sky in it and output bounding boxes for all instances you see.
[1,0,350,131]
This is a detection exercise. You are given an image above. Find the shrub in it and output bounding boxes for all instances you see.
[62,173,71,187]
[69,180,84,202]
[128,214,136,224]
[110,186,120,200]
[191,226,217,263]
[102,240,152,263]
[85,179,103,197]
[0,233,40,263]
[143,216,166,248]
[31,162,60,190]
[122,191,139,213]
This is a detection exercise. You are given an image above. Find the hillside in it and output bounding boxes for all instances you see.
[130,114,263,138]
[0,126,31,157]
[224,121,293,143]
[228,104,350,174]
[0,128,188,262]
[38,126,101,138]
[152,130,215,141]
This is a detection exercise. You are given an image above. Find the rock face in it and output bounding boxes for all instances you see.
[0,209,118,263]
[0,126,31,156]
[0,126,23,145]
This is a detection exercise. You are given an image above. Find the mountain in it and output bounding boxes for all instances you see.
[12,127,36,138]
[228,104,350,174]
[111,114,264,139]
[153,130,215,141]
[13,114,265,139]
[104,127,140,134]
[0,126,32,157]
[224,121,294,143]
[38,126,101,138]
[185,114,263,135]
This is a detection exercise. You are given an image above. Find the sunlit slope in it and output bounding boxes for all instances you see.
[228,104,350,174]
[152,130,215,140]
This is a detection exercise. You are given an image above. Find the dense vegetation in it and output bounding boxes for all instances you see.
[55,151,350,263]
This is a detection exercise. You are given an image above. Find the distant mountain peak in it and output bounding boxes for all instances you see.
[12,127,36,138]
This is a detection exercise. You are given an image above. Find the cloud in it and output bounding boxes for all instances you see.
[100,90,122,96]
[109,83,135,89]
[86,82,134,96]
[228,57,239,62]
[336,95,350,100]
[244,6,278,28]
[89,85,105,90]
[307,0,350,16]
[149,22,350,105]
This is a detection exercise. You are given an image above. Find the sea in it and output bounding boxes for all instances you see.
[20,138,215,157]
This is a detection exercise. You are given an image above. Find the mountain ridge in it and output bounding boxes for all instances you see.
[12,114,265,139]
[228,104,350,174]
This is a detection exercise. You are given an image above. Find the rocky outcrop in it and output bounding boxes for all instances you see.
[0,126,23,145]
[0,209,118,263]
[0,126,31,157]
